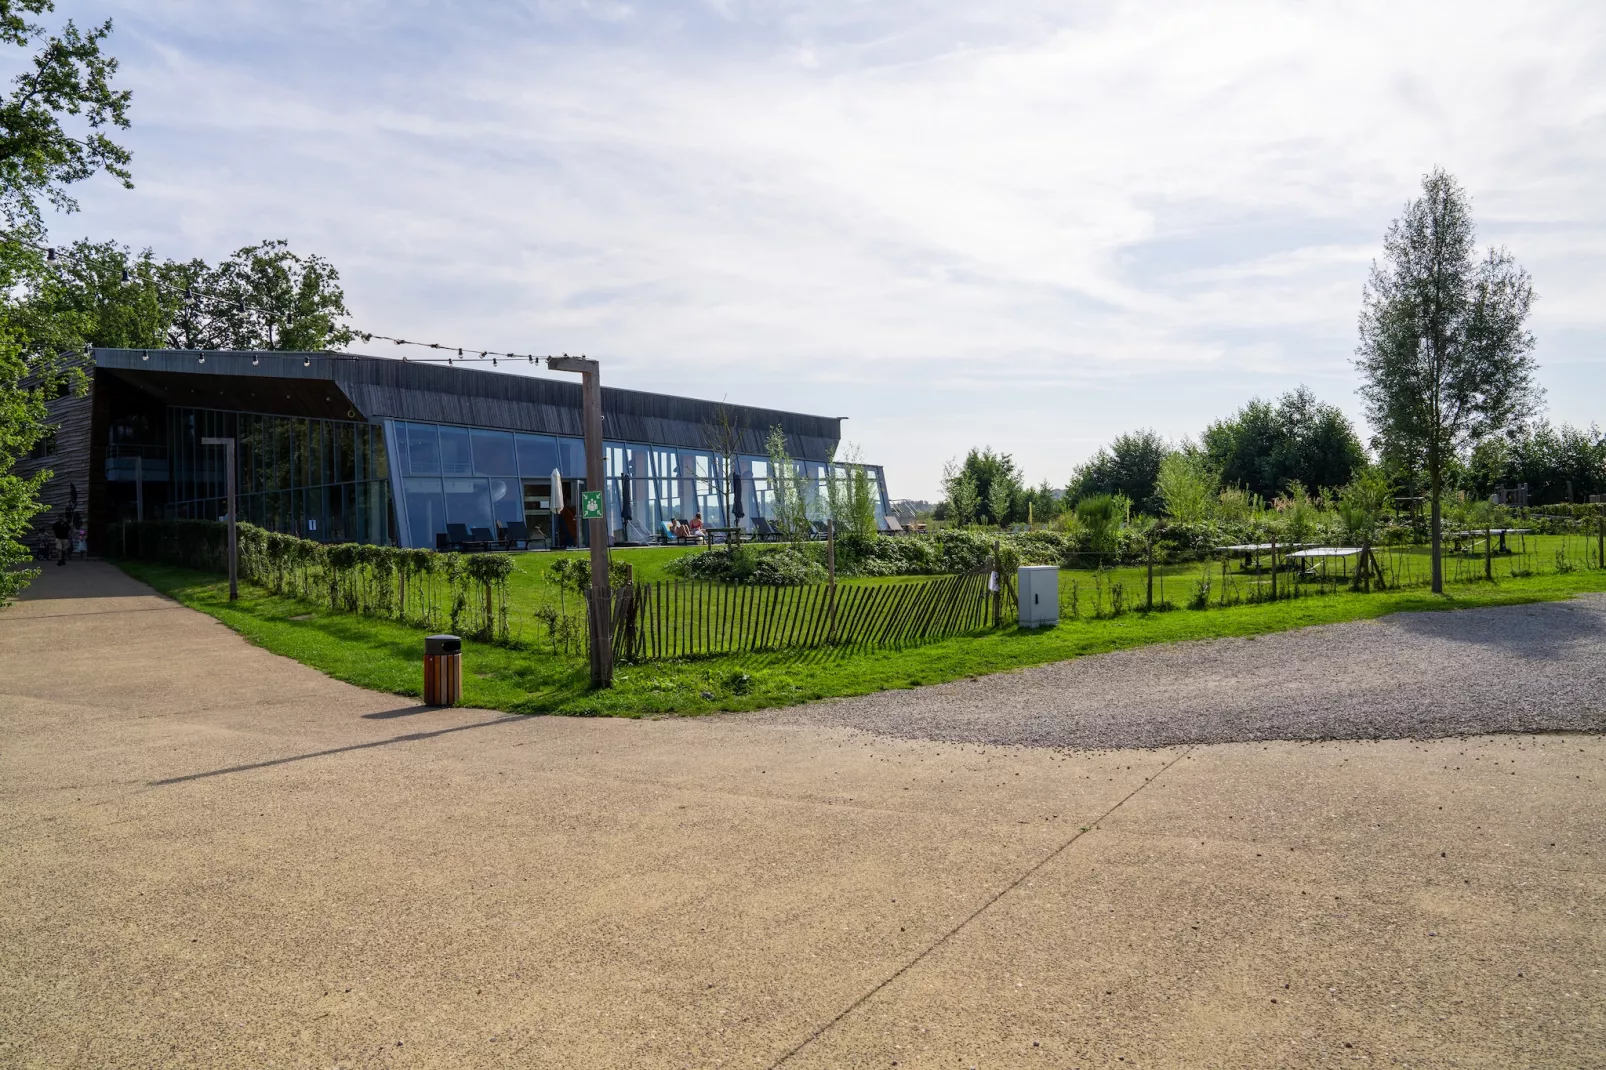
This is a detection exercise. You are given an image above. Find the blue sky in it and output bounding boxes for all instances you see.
[43,0,1606,498]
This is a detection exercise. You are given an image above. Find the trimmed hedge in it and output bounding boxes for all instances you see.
[119,520,514,642]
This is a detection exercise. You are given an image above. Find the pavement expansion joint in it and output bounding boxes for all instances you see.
[764,744,1197,1068]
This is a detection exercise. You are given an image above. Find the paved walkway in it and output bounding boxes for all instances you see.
[2,561,1602,1069]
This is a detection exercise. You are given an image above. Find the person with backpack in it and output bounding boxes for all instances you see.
[51,514,70,566]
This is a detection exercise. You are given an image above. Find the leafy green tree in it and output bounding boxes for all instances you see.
[1335,467,1393,546]
[1066,429,1168,514]
[0,0,131,232]
[943,447,1024,526]
[13,238,355,352]
[12,238,169,352]
[1201,386,1366,502]
[212,240,354,350]
[1356,168,1540,592]
[0,1,130,601]
[1466,422,1606,503]
[0,329,53,603]
[1155,450,1216,524]
[764,425,810,542]
[1074,493,1122,559]
[1018,480,1062,525]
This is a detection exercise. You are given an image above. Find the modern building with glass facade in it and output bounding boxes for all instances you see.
[31,348,890,552]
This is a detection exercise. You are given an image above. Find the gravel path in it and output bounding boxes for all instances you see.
[760,594,1606,749]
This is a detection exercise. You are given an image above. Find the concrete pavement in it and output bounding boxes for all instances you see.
[2,561,1602,1068]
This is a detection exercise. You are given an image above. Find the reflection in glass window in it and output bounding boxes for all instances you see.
[443,476,493,531]
[471,429,516,476]
[403,422,440,476]
[438,425,473,476]
[516,433,558,478]
[403,478,446,548]
[488,477,522,529]
[557,437,586,477]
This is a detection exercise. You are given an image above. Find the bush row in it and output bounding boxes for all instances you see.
[120,520,514,642]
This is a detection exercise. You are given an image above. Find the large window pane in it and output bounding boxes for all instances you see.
[403,477,445,548]
[557,436,586,477]
[443,477,493,531]
[370,424,389,481]
[489,477,522,530]
[439,425,473,476]
[470,429,516,476]
[337,423,356,483]
[403,422,440,476]
[517,434,559,478]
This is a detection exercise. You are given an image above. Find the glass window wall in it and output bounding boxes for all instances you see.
[165,407,392,544]
[384,418,890,548]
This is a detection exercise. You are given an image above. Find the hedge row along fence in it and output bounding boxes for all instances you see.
[604,567,1017,661]
[118,520,514,642]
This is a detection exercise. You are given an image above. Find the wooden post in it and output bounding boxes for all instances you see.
[992,540,1002,628]
[1146,537,1154,611]
[1484,521,1493,582]
[1598,513,1603,570]
[202,436,238,601]
[134,454,144,522]
[1269,536,1277,601]
[548,356,612,687]
[398,568,407,621]
[827,519,838,644]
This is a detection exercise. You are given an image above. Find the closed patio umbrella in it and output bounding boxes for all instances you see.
[731,466,745,522]
[620,466,633,536]
[550,469,563,512]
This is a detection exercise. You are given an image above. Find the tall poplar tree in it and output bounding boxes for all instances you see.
[1356,168,1539,593]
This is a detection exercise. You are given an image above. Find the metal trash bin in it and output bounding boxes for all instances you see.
[423,634,462,706]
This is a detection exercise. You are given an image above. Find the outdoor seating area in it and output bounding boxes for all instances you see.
[1285,546,1363,581]
[1448,528,1532,554]
[436,521,535,552]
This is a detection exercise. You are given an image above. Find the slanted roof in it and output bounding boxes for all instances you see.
[91,348,843,461]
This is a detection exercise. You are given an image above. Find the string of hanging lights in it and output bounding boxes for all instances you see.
[30,239,581,370]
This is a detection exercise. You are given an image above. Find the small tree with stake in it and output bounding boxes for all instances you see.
[1356,168,1540,594]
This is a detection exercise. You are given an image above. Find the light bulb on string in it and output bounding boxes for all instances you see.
[304,356,311,367]
[198,354,205,364]
[46,247,55,261]
[252,355,259,366]
[121,269,131,283]
[140,350,149,361]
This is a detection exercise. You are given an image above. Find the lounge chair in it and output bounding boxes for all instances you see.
[883,515,906,535]
[469,526,495,549]
[500,520,531,550]
[445,523,472,550]
[751,516,781,541]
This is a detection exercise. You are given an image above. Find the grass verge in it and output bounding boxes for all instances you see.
[118,559,1606,718]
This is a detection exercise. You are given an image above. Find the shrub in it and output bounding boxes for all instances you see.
[121,521,513,643]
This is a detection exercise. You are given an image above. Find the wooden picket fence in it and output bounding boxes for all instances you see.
[603,568,1014,661]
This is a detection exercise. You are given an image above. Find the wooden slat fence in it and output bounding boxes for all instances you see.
[605,568,1014,661]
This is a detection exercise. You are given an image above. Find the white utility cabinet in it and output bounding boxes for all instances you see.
[1017,565,1059,628]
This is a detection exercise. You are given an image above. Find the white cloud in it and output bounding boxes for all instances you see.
[44,0,1606,495]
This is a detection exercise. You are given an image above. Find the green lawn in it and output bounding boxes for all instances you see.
[119,545,1606,718]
